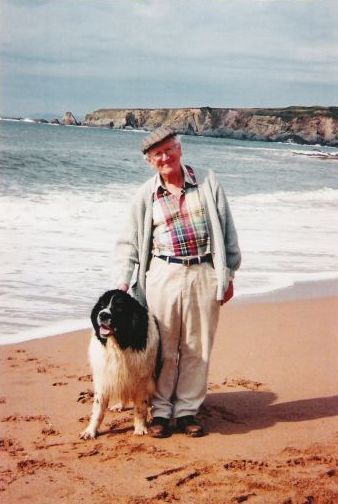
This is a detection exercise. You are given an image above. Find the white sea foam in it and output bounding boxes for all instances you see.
[1,120,337,343]
[291,150,338,160]
[1,184,338,344]
[0,117,22,122]
[0,319,90,346]
[234,187,338,205]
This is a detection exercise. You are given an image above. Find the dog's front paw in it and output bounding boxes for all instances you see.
[133,425,148,436]
[80,428,97,440]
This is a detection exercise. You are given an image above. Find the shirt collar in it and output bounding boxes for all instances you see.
[152,164,197,194]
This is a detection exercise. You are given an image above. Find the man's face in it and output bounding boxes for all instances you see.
[146,136,182,178]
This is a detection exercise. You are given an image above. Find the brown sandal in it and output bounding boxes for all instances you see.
[148,417,171,438]
[176,416,205,437]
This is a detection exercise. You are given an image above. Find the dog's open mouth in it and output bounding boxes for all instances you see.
[99,324,114,337]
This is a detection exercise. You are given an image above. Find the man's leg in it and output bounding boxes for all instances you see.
[145,257,183,419]
[173,262,220,420]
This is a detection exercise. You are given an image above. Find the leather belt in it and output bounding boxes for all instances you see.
[155,254,212,266]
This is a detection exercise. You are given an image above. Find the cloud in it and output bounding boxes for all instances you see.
[1,0,337,115]
[3,0,53,7]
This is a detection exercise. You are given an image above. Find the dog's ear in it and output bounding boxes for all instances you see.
[130,300,148,350]
[114,295,148,351]
[130,306,147,334]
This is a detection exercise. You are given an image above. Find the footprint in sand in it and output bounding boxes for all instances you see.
[35,362,60,373]
[77,390,94,404]
[223,377,266,391]
[78,415,90,423]
[78,375,92,382]
[78,444,102,458]
[1,415,49,423]
[0,437,24,456]
[41,424,59,436]
[16,459,64,475]
[224,459,269,471]
[0,468,16,491]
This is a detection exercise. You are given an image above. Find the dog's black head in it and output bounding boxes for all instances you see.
[91,290,148,351]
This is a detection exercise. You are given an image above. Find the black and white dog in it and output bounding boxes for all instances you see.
[80,290,159,438]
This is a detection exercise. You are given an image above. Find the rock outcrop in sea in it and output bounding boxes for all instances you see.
[83,106,338,146]
[62,112,80,126]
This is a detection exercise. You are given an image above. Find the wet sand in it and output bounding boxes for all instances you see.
[1,295,337,503]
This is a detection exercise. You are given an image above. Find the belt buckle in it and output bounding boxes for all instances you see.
[183,258,190,267]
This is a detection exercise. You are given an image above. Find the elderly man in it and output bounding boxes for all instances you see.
[116,126,241,438]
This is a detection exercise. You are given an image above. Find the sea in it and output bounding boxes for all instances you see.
[1,119,338,344]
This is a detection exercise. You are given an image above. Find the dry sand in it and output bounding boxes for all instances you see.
[1,295,337,503]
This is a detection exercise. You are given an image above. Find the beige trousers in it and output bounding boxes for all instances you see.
[146,256,220,419]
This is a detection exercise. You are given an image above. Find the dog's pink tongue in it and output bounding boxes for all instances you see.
[100,326,111,336]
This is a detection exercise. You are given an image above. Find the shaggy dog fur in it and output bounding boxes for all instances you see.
[80,290,159,438]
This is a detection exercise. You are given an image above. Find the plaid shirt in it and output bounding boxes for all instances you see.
[152,165,210,257]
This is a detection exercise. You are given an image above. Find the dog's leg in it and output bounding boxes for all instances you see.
[80,393,109,440]
[109,401,125,412]
[109,400,134,412]
[133,399,148,435]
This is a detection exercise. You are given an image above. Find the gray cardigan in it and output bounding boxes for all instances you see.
[115,167,241,306]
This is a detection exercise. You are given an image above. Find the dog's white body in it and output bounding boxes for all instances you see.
[80,313,159,438]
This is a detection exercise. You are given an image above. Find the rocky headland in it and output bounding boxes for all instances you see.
[62,111,80,126]
[83,106,338,146]
[2,106,338,146]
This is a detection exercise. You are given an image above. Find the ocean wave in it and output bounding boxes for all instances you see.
[0,319,90,345]
[292,150,338,160]
[1,120,338,341]
[213,143,338,160]
[234,187,338,206]
[0,117,22,122]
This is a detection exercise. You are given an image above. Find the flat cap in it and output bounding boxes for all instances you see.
[141,126,177,154]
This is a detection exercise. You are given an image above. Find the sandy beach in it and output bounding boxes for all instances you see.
[1,292,337,503]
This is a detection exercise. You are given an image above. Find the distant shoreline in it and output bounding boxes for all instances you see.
[2,105,338,147]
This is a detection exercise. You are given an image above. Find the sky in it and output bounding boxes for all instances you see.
[1,0,338,118]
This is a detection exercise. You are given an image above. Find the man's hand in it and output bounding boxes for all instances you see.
[117,283,129,292]
[220,281,233,306]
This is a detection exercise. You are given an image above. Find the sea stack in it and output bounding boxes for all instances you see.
[62,112,80,126]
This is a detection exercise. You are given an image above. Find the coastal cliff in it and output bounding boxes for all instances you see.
[84,106,338,146]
